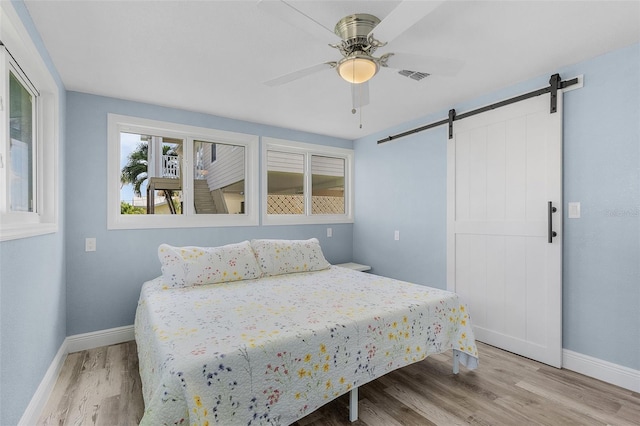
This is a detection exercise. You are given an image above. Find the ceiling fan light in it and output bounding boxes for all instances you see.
[337,56,378,84]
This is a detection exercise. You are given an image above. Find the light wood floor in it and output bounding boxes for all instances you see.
[38,341,639,426]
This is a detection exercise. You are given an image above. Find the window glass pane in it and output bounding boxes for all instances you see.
[267,150,304,214]
[120,132,183,215]
[193,140,245,214]
[9,71,34,212]
[311,155,345,214]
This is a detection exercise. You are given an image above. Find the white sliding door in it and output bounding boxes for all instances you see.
[447,93,563,367]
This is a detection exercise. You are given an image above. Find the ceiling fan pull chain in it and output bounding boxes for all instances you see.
[358,83,363,129]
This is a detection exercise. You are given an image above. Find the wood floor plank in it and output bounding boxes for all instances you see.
[617,402,640,425]
[38,341,640,426]
[515,379,636,426]
[359,378,435,426]
[406,368,521,425]
[119,342,145,425]
[82,346,107,372]
[357,397,406,426]
[38,351,85,426]
[94,395,121,426]
[380,377,470,426]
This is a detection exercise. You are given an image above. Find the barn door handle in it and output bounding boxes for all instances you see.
[548,201,557,243]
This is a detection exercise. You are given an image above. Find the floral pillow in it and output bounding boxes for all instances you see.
[250,238,330,276]
[158,240,262,287]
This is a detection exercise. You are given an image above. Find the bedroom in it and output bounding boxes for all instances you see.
[0,1,638,425]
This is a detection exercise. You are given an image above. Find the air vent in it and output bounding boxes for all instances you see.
[398,70,430,81]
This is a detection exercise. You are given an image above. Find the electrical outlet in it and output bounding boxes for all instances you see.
[394,230,400,241]
[85,237,96,252]
[327,227,333,237]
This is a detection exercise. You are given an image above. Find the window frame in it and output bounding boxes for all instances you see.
[107,114,259,229]
[0,2,60,241]
[262,137,354,226]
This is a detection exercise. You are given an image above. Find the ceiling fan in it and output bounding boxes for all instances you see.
[259,0,463,111]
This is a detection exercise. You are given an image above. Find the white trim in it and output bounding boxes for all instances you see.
[562,349,640,393]
[18,339,68,426]
[0,222,57,241]
[18,325,135,425]
[65,324,135,354]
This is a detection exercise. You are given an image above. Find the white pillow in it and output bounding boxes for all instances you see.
[250,238,330,276]
[158,241,262,287]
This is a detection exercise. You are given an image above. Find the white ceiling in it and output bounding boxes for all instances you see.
[23,1,640,140]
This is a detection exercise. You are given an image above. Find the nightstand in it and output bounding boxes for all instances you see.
[335,262,371,272]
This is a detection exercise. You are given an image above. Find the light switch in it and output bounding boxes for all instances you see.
[327,227,332,238]
[394,230,400,241]
[568,202,581,219]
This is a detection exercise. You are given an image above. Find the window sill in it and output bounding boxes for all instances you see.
[261,215,354,226]
[107,213,259,230]
[0,222,58,241]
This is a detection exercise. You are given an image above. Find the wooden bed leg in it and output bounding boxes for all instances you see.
[452,349,460,374]
[349,387,358,422]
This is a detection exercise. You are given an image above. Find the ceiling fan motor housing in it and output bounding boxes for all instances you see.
[334,13,379,38]
[333,13,382,56]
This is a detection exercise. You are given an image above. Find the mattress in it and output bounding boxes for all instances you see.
[134,266,478,425]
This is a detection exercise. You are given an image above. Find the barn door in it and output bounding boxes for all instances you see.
[447,93,563,367]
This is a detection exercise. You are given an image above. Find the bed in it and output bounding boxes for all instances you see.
[135,239,478,425]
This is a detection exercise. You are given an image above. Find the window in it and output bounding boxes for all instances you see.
[8,69,36,213]
[119,132,183,215]
[262,137,353,225]
[311,155,345,215]
[108,114,258,229]
[1,3,60,241]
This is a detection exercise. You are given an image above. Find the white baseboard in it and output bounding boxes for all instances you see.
[66,324,135,354]
[563,349,640,393]
[18,339,69,426]
[18,325,135,426]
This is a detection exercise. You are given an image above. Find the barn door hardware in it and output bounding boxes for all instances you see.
[549,73,561,113]
[448,109,456,139]
[378,73,579,144]
[548,201,558,243]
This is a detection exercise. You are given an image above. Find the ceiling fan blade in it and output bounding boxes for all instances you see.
[264,62,335,87]
[384,52,463,76]
[370,1,446,44]
[351,81,370,109]
[257,0,338,42]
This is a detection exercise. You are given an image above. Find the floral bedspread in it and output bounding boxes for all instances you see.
[134,266,478,426]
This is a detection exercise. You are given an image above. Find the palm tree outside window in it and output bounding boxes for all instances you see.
[120,133,181,214]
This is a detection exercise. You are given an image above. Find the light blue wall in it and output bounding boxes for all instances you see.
[561,43,639,369]
[65,92,354,336]
[0,2,67,425]
[353,43,640,371]
[353,117,449,285]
